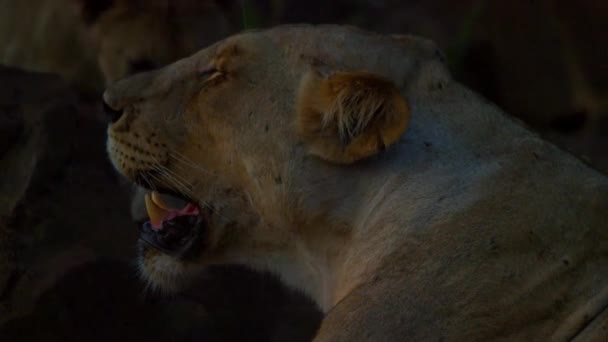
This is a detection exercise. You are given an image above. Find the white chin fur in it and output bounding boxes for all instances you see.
[137,245,188,294]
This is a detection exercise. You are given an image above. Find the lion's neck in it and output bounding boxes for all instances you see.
[271,243,339,311]
[241,157,425,310]
[225,239,344,312]
[231,140,504,311]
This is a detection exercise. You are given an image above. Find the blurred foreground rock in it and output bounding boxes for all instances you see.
[0,65,135,324]
[0,66,320,341]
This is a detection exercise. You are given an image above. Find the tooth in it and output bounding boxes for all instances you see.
[151,191,171,210]
[145,192,170,228]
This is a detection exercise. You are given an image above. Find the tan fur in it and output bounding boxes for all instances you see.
[297,71,410,163]
[104,25,608,340]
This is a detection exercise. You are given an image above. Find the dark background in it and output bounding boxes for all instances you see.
[1,1,606,341]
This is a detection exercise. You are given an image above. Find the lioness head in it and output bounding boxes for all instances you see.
[104,25,444,305]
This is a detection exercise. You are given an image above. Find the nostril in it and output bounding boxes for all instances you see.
[103,100,123,123]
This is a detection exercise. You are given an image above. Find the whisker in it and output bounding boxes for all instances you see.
[158,165,193,189]
[168,155,209,175]
[154,171,198,201]
[168,150,199,166]
[145,157,194,197]
[151,162,231,221]
[140,172,158,192]
[149,166,192,196]
[151,163,188,186]
[145,153,232,222]
[168,148,198,165]
[168,158,202,176]
[147,169,231,221]
[166,149,213,176]
[147,155,194,192]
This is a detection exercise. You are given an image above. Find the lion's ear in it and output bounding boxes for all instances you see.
[296,70,410,164]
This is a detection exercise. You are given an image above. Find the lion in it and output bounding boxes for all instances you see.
[103,25,608,340]
[0,0,235,92]
[88,0,235,84]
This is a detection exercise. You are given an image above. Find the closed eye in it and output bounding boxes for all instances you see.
[197,67,220,79]
[196,66,226,90]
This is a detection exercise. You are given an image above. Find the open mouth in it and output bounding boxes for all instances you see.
[140,191,207,258]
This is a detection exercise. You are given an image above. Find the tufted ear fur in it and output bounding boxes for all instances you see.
[296,70,410,164]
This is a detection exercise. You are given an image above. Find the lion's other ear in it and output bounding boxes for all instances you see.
[296,70,410,164]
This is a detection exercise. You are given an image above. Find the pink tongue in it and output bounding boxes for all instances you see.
[151,203,200,230]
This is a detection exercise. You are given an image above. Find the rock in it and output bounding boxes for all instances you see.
[0,66,134,323]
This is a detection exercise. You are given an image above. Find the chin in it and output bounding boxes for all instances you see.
[130,189,212,293]
[137,241,193,294]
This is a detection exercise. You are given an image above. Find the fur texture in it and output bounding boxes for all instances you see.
[104,25,608,340]
[297,70,410,163]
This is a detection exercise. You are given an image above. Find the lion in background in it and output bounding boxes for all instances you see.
[0,0,235,91]
[103,25,608,340]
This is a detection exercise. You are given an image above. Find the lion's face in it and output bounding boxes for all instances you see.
[106,36,283,290]
[104,26,436,293]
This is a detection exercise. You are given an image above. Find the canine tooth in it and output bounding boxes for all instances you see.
[151,191,171,210]
[145,192,170,228]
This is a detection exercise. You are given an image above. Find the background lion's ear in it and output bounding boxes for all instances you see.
[296,70,410,164]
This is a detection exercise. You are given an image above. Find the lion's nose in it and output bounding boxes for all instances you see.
[102,99,123,123]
